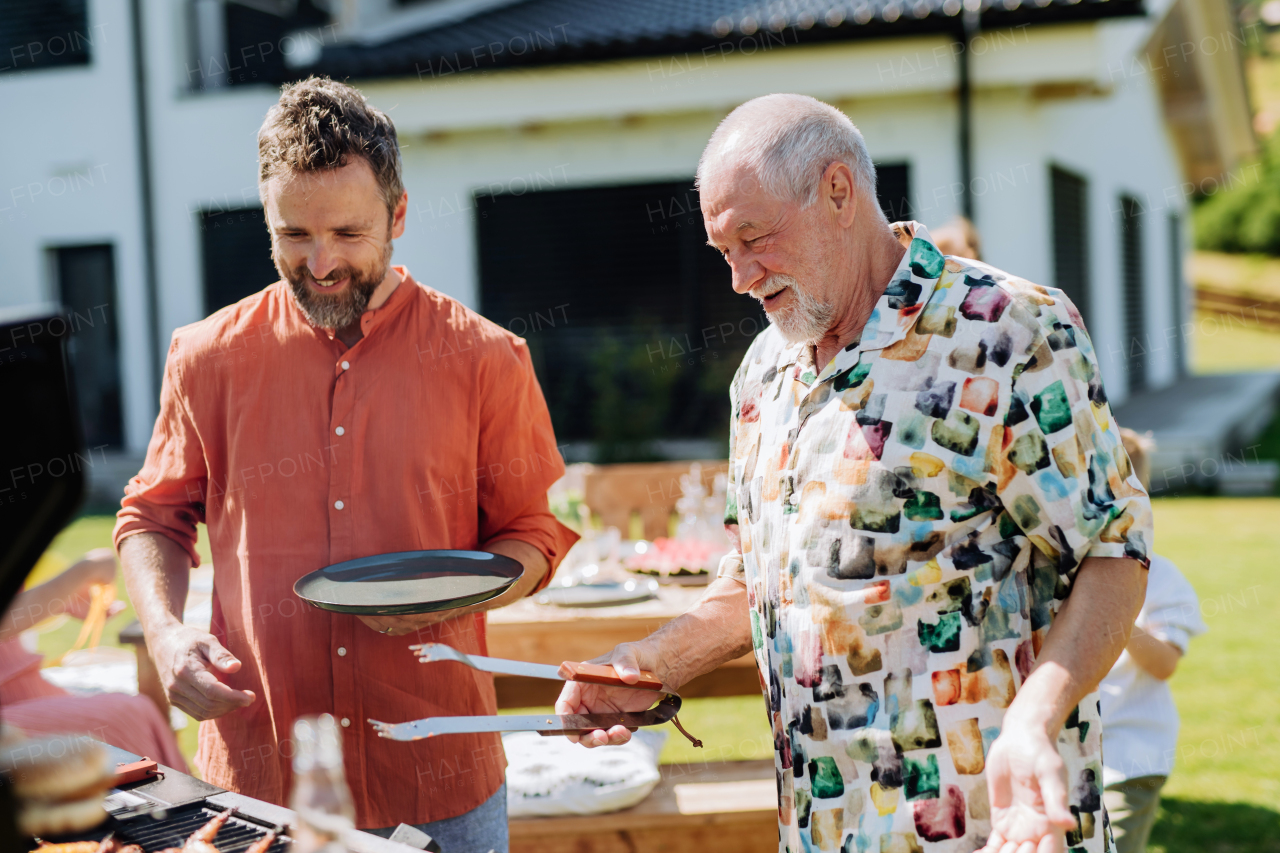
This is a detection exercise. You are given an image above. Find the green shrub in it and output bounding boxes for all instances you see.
[1194,132,1280,255]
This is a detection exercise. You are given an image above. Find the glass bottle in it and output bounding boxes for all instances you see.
[289,714,355,853]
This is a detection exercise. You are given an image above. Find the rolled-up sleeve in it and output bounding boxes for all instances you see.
[475,336,578,592]
[113,336,206,566]
[997,292,1152,572]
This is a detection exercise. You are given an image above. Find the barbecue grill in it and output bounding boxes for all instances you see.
[29,743,422,853]
[70,802,290,853]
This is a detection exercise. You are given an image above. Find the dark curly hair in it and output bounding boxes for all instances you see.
[257,76,404,219]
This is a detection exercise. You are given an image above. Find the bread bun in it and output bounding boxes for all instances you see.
[16,794,107,836]
[0,734,111,801]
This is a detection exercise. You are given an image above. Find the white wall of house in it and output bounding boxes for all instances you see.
[0,0,156,453]
[0,2,1192,453]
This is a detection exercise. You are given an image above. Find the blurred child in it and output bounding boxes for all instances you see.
[1099,430,1207,853]
[0,548,186,769]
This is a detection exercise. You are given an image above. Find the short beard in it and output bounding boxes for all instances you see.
[753,274,834,345]
[281,241,392,330]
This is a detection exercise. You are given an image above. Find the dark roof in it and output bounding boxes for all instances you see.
[293,0,1144,83]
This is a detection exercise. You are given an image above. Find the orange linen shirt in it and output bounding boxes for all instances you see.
[114,268,578,827]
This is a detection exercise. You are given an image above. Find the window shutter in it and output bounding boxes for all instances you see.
[1049,166,1090,331]
[1120,195,1146,394]
[1168,212,1185,378]
[54,245,124,449]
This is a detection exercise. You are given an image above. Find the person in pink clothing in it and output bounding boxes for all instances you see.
[0,548,186,770]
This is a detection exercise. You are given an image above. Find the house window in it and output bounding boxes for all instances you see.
[1120,195,1146,394]
[200,207,278,315]
[875,163,913,222]
[1168,212,1185,378]
[1049,166,1090,331]
[189,0,331,90]
[53,245,123,450]
[476,179,755,461]
[0,0,94,75]
[475,166,914,460]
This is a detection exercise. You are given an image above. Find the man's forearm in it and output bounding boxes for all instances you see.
[458,538,550,615]
[643,576,754,689]
[1005,555,1147,734]
[118,532,194,640]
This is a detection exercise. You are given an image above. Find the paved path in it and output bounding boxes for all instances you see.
[1110,371,1280,492]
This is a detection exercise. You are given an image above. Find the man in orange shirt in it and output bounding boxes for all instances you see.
[115,77,577,852]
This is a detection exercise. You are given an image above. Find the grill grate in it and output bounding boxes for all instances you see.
[115,804,290,853]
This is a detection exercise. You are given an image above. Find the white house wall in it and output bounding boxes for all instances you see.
[0,0,155,453]
[0,3,1192,451]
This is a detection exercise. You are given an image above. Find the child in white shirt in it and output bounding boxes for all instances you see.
[1099,430,1208,853]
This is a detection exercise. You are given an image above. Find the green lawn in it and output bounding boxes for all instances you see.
[24,499,1280,850]
[1148,498,1280,853]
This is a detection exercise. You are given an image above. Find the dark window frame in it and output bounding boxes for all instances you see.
[1168,212,1185,379]
[1049,164,1091,331]
[0,0,94,75]
[199,205,279,316]
[51,243,124,450]
[1120,194,1146,394]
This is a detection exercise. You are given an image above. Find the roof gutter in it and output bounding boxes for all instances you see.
[129,0,163,402]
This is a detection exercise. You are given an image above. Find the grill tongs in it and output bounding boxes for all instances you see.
[368,643,703,747]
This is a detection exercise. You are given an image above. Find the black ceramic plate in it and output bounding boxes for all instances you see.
[294,550,524,615]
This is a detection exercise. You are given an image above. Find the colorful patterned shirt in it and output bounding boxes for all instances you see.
[719,222,1151,853]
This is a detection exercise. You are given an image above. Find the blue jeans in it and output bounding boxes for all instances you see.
[367,783,508,853]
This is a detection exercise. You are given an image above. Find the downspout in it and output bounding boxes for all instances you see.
[957,7,978,221]
[129,0,162,402]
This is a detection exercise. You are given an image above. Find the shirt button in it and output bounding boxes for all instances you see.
[341,360,350,370]
[340,717,351,728]
[334,500,345,510]
[335,426,345,436]
[337,646,347,656]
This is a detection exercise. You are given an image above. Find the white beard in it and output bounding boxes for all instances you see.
[755,273,834,345]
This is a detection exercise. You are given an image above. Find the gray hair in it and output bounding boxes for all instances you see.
[696,94,879,211]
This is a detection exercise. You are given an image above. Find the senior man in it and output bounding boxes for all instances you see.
[115,77,576,852]
[559,94,1150,853]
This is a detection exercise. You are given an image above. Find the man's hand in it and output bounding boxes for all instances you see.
[978,556,1145,853]
[555,642,668,747]
[151,623,256,721]
[554,576,755,748]
[980,721,1076,853]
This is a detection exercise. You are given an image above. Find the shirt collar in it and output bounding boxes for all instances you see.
[781,221,947,387]
[358,265,415,338]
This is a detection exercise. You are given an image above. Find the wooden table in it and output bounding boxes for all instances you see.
[510,759,778,853]
[486,582,760,707]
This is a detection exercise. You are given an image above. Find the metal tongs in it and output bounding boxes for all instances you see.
[368,643,703,747]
